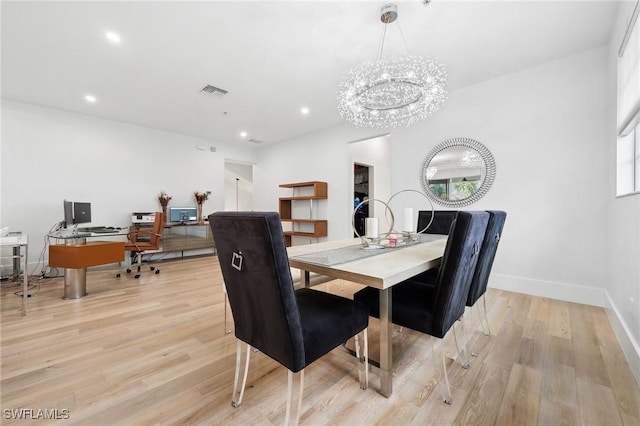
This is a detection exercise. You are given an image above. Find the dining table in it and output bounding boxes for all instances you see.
[287,234,447,397]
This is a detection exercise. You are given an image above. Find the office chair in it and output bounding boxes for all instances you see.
[117,211,164,279]
[354,211,488,404]
[465,210,507,356]
[209,211,369,425]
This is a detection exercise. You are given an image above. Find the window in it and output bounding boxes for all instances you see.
[617,2,640,196]
[617,128,639,195]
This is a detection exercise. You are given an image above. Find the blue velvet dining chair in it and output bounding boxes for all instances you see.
[209,211,369,425]
[354,210,488,404]
[465,210,507,356]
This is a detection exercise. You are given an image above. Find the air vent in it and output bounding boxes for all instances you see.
[199,84,228,98]
[248,138,264,144]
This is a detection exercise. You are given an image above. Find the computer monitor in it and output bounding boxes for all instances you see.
[63,200,92,227]
[73,202,91,225]
[169,207,197,223]
[63,200,73,228]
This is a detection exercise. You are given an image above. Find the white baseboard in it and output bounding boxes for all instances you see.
[489,273,608,307]
[490,273,640,387]
[605,291,640,387]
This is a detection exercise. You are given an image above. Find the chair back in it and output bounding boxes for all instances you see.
[149,211,164,249]
[418,210,458,235]
[127,211,163,249]
[431,211,488,338]
[209,211,306,372]
[466,210,506,306]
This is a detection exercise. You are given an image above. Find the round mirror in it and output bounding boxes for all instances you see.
[419,137,496,208]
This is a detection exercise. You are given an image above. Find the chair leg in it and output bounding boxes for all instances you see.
[468,305,479,358]
[452,321,470,369]
[223,283,231,334]
[285,369,304,426]
[440,337,453,405]
[482,294,492,336]
[354,329,369,390]
[431,337,452,405]
[134,252,142,278]
[231,339,251,408]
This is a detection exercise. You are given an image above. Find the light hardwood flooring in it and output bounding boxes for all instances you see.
[1,256,639,425]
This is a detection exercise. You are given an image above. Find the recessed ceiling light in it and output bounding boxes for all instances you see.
[85,95,97,103]
[301,107,310,115]
[239,131,248,138]
[105,31,121,44]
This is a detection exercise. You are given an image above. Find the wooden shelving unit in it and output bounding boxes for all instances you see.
[279,181,328,246]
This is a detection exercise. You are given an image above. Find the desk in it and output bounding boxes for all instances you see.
[0,234,29,315]
[288,235,447,397]
[49,231,127,299]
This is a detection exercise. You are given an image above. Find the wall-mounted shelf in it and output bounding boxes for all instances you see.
[279,181,327,246]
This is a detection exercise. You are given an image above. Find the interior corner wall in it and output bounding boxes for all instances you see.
[605,2,640,382]
[252,124,386,243]
[0,99,257,269]
[224,162,253,212]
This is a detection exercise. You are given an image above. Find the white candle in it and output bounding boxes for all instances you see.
[403,207,414,232]
[365,218,379,238]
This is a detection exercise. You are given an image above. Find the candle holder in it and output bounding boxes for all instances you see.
[387,189,435,240]
[352,198,394,249]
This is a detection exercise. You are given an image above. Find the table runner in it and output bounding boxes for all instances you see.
[290,234,443,267]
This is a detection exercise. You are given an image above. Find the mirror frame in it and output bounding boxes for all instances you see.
[419,137,496,208]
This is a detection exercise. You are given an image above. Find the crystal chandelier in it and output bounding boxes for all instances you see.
[459,149,483,168]
[337,3,447,129]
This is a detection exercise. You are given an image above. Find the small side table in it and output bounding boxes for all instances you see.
[0,234,29,315]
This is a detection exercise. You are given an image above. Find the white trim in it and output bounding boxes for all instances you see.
[619,0,640,57]
[489,273,608,307]
[605,290,640,387]
[616,190,640,199]
[489,273,640,386]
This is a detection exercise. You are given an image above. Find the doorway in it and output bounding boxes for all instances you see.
[353,163,371,236]
[224,161,253,211]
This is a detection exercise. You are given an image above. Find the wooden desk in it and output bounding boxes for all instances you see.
[288,235,447,398]
[49,240,124,299]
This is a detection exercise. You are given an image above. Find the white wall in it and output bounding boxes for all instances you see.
[390,47,610,301]
[605,1,640,382]
[0,99,257,269]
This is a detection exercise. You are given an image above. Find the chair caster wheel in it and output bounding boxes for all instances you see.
[155,270,160,274]
[116,273,121,278]
[150,266,155,271]
[126,268,131,273]
[135,274,141,279]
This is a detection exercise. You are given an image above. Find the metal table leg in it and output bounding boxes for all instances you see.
[379,287,392,397]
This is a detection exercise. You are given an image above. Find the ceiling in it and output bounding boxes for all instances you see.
[1,1,620,147]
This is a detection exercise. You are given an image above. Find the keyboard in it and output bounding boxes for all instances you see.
[78,226,123,233]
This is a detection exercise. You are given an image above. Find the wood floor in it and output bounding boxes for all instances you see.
[1,255,638,425]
